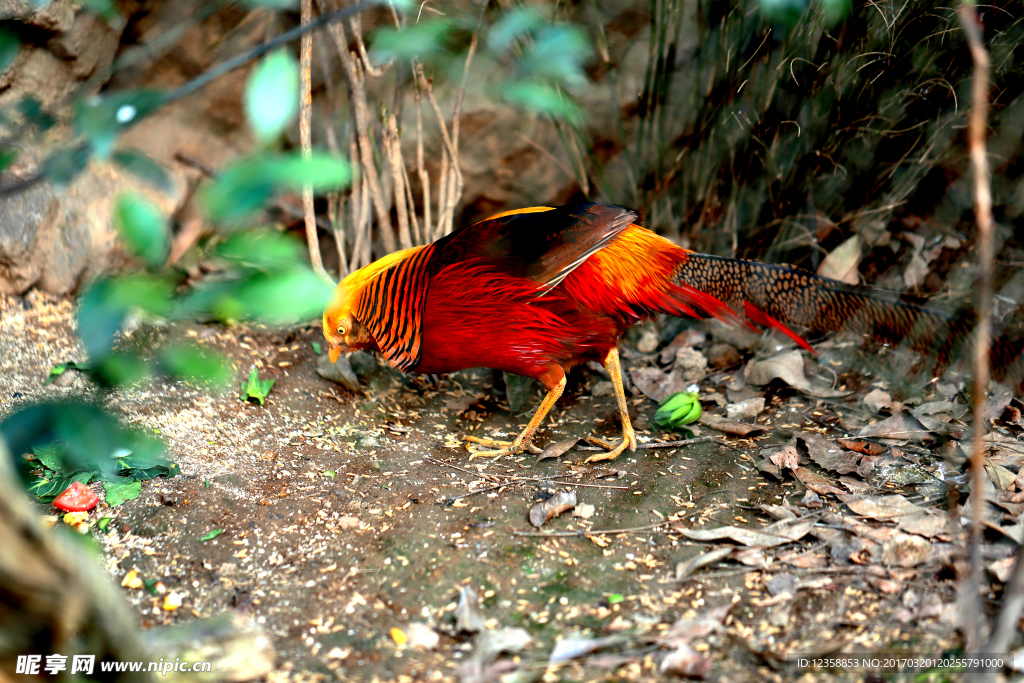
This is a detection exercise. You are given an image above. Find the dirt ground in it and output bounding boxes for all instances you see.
[2,290,1008,683]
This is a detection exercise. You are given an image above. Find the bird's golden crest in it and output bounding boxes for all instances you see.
[322,245,427,362]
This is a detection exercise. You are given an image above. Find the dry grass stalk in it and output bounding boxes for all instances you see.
[385,112,413,250]
[958,1,996,657]
[318,0,396,256]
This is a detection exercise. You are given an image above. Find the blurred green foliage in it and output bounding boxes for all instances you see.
[1,8,344,501]
[245,50,300,145]
[370,5,593,123]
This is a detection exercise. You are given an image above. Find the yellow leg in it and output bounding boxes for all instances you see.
[466,374,567,459]
[586,347,637,463]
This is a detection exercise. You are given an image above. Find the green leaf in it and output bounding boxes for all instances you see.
[160,343,233,386]
[18,97,55,132]
[202,153,351,223]
[41,144,91,185]
[31,443,69,473]
[104,479,142,507]
[488,7,543,53]
[759,0,808,28]
[115,193,169,267]
[818,0,850,24]
[2,401,169,486]
[143,578,160,594]
[27,471,93,503]
[112,448,179,481]
[312,341,322,355]
[0,149,16,175]
[215,229,304,269]
[500,81,582,123]
[75,89,164,159]
[245,50,300,145]
[240,366,275,405]
[96,516,112,533]
[371,20,454,62]
[607,593,624,604]
[112,149,172,192]
[200,528,225,542]
[234,266,333,325]
[44,361,89,385]
[77,275,173,360]
[517,25,591,88]
[92,352,150,388]
[0,26,19,73]
[323,470,335,478]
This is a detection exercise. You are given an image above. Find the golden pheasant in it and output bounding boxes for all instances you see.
[323,203,1017,461]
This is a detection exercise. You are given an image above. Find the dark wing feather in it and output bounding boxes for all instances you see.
[435,203,638,293]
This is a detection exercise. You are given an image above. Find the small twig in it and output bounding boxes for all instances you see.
[423,456,505,482]
[513,522,669,538]
[575,436,716,451]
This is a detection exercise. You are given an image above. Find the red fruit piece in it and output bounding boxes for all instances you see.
[53,481,99,512]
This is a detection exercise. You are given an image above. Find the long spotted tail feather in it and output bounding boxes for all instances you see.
[673,254,1023,388]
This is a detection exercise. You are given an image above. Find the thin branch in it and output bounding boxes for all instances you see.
[958,2,995,656]
[300,0,331,284]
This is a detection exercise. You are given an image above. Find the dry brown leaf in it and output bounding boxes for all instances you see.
[674,518,813,547]
[817,234,861,285]
[657,604,732,648]
[777,550,828,568]
[675,546,733,581]
[793,467,844,496]
[455,586,486,633]
[731,547,771,568]
[698,412,765,437]
[535,438,580,464]
[837,438,886,456]
[802,433,861,474]
[863,388,896,414]
[659,644,711,678]
[881,534,934,567]
[630,367,687,402]
[988,556,1016,582]
[868,576,904,594]
[745,350,847,397]
[841,494,925,520]
[858,411,935,442]
[529,491,577,528]
[769,445,800,470]
[897,511,948,538]
[986,462,1017,491]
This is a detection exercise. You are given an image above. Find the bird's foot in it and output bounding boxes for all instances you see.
[464,435,541,459]
[584,425,637,463]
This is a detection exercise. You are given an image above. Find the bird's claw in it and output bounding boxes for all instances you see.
[463,435,541,459]
[584,426,637,463]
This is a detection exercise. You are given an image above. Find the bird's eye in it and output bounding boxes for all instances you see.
[337,326,346,336]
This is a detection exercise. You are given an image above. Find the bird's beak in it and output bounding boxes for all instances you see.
[328,343,342,364]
